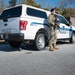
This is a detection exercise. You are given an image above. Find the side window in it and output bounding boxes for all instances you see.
[59,16,67,24]
[37,10,47,19]
[27,8,38,17]
[27,7,47,19]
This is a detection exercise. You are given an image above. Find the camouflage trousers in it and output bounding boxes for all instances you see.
[49,25,57,46]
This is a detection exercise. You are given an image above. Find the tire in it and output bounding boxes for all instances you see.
[69,33,75,43]
[9,41,21,48]
[35,34,45,50]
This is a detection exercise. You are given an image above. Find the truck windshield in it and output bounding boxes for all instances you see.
[0,6,22,18]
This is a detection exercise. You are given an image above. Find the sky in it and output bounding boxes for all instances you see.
[35,0,59,8]
[4,0,59,8]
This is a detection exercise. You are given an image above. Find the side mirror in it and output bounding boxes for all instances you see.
[66,23,70,26]
[66,21,71,26]
[69,22,72,25]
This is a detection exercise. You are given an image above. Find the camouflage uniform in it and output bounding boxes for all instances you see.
[48,14,58,50]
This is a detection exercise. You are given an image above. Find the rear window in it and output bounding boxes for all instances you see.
[27,7,47,19]
[1,6,22,18]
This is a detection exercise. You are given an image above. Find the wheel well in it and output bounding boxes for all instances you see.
[35,29,49,41]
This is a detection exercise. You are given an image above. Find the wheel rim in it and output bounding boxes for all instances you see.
[38,36,45,48]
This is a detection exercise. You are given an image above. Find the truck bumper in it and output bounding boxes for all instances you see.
[0,33,24,41]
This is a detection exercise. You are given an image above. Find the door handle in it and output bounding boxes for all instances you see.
[4,24,7,26]
[63,26,65,28]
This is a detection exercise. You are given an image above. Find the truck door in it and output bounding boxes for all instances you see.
[57,16,71,39]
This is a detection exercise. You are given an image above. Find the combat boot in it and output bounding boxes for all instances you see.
[53,44,59,50]
[49,45,55,51]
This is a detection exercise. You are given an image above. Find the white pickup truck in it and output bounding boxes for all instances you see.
[0,4,75,50]
[0,4,50,50]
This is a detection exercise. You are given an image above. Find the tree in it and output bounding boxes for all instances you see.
[18,0,40,7]
[35,0,46,8]
[0,0,6,13]
[58,0,75,17]
[26,0,39,7]
[9,0,17,7]
[58,0,75,10]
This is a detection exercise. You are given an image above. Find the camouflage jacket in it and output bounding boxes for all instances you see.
[48,14,56,26]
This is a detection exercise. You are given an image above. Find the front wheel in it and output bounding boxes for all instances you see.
[35,34,45,50]
[9,41,21,48]
[69,33,75,43]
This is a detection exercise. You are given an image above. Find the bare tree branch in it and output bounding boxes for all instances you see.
[58,0,75,10]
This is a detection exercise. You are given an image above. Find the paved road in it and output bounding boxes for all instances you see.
[0,42,75,75]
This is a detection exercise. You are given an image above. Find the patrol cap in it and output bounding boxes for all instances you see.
[50,7,56,12]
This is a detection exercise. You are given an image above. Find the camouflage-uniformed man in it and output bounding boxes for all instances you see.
[48,8,59,51]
